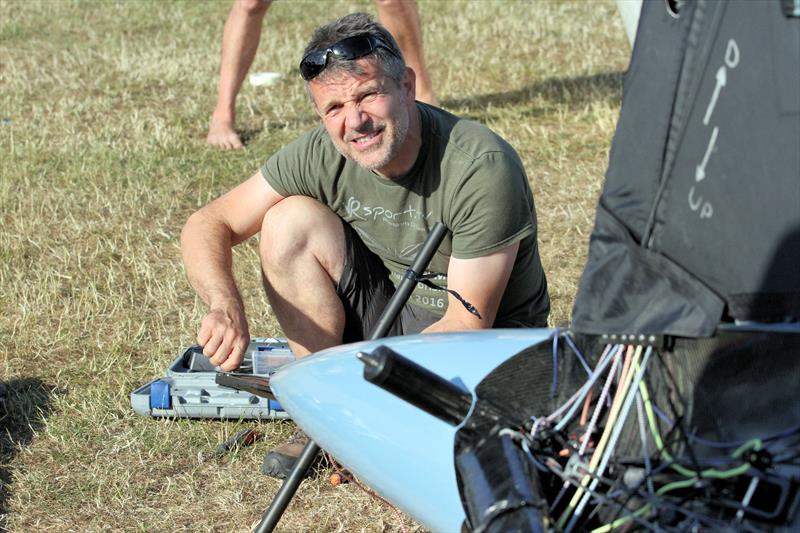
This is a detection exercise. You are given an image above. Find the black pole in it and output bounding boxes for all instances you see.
[252,222,448,532]
[368,222,448,341]
[252,439,321,533]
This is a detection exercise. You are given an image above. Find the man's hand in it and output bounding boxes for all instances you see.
[181,171,285,371]
[198,305,250,372]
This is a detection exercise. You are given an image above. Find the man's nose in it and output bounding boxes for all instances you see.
[344,103,367,130]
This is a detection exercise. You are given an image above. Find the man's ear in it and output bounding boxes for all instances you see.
[402,66,416,100]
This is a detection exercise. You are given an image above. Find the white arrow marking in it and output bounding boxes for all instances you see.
[695,126,719,182]
[703,66,727,125]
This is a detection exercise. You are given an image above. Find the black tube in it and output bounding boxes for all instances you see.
[252,440,321,533]
[358,345,472,426]
[368,222,448,340]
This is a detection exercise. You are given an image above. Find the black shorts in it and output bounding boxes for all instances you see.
[336,221,439,343]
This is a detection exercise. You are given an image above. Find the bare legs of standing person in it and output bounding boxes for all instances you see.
[207,0,272,150]
[375,0,437,106]
[207,0,437,150]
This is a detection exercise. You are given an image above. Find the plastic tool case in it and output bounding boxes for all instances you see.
[131,338,293,420]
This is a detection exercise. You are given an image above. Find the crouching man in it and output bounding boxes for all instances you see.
[180,12,549,478]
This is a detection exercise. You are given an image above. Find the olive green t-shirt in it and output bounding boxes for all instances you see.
[261,103,549,327]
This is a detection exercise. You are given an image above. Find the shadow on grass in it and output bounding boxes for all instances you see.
[0,378,61,528]
[237,117,319,147]
[238,127,263,147]
[442,71,624,111]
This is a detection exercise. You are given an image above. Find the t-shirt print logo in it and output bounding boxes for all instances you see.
[345,196,432,229]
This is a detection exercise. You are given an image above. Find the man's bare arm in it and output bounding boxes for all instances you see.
[422,241,519,333]
[180,170,284,370]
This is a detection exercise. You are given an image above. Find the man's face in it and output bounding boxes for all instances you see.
[309,60,415,176]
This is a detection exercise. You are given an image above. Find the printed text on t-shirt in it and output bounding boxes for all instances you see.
[345,196,432,229]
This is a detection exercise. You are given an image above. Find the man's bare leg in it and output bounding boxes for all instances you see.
[375,0,438,106]
[207,0,272,150]
[259,196,346,357]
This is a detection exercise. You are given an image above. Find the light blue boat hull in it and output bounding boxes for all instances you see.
[269,328,553,532]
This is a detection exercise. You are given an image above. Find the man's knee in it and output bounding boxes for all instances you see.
[259,197,344,274]
[235,0,271,17]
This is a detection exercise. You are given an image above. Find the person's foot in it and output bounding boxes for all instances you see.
[262,427,313,478]
[206,115,244,150]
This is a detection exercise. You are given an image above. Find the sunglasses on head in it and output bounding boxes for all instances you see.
[299,34,399,81]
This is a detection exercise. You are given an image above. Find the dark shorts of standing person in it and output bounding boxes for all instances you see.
[337,220,439,342]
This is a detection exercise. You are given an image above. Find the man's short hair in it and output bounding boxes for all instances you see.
[302,12,407,85]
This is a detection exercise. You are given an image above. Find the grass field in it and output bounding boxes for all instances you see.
[0,1,630,530]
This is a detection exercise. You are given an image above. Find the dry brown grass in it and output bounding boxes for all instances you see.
[0,0,629,530]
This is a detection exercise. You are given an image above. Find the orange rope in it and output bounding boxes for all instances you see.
[579,388,594,426]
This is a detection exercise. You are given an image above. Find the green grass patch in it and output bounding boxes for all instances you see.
[1,0,629,530]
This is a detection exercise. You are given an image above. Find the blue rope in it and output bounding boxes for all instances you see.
[564,332,593,376]
[550,328,559,399]
[652,403,800,449]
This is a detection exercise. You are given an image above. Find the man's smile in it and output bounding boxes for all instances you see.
[349,127,384,149]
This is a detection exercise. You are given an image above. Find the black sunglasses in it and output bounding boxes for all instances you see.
[299,34,398,81]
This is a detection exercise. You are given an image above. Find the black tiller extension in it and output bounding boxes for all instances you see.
[253,222,448,533]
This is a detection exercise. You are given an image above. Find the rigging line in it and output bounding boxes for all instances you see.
[617,345,635,397]
[532,340,616,441]
[551,327,560,399]
[736,476,759,522]
[549,342,614,424]
[772,448,800,463]
[546,457,662,532]
[552,344,620,431]
[602,455,674,504]
[548,484,570,515]
[499,427,551,473]
[731,439,765,459]
[651,402,800,449]
[563,331,593,376]
[599,469,669,532]
[654,349,707,479]
[542,342,614,522]
[529,415,547,440]
[653,412,700,465]
[629,476,768,533]
[579,388,595,426]
[636,391,656,496]
[585,495,662,533]
[571,346,654,529]
[546,344,615,431]
[579,350,622,456]
[593,451,770,533]
[590,477,697,533]
[648,496,754,533]
[558,344,643,531]
[578,482,663,533]
[599,468,724,533]
[602,474,726,533]
[639,379,761,479]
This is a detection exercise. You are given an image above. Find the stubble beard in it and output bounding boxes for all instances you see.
[337,96,410,172]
